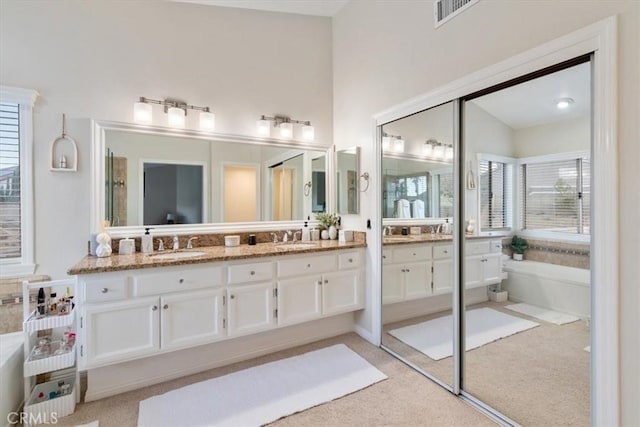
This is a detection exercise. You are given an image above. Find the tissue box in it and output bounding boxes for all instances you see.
[410,227,421,235]
[224,235,240,247]
[338,230,354,243]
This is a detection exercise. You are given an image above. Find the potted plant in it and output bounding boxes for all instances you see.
[511,235,527,261]
[315,212,338,239]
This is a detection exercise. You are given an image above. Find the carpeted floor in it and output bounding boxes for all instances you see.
[55,333,496,427]
[382,300,590,426]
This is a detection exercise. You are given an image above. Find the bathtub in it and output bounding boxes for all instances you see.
[1,332,24,425]
[502,260,590,318]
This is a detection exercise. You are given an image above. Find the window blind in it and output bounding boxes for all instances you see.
[0,102,21,259]
[520,157,589,234]
[438,172,454,218]
[479,160,512,230]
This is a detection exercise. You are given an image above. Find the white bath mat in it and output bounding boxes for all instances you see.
[75,422,99,427]
[504,303,580,325]
[137,344,386,427]
[388,307,539,360]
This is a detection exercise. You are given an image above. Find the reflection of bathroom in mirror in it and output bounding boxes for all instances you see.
[142,162,204,225]
[101,125,329,228]
[336,147,359,215]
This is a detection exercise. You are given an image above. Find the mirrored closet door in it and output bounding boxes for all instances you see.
[460,59,592,426]
[380,101,458,388]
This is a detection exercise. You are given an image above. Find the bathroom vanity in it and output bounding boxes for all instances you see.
[68,240,365,398]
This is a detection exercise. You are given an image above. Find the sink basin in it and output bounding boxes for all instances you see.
[275,243,318,250]
[149,251,206,260]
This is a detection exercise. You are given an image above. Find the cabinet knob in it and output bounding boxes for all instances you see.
[179,278,184,284]
[324,279,328,284]
[152,305,158,311]
[163,304,169,310]
[250,271,255,275]
[307,263,311,268]
[406,269,411,272]
[317,280,322,285]
[444,250,448,254]
[382,255,386,259]
[348,258,353,263]
[230,294,235,299]
[412,253,416,256]
[101,288,108,293]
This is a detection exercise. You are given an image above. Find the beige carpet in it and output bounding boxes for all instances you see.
[54,333,496,427]
[382,301,590,426]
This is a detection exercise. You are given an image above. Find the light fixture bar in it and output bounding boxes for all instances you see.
[257,114,314,141]
[135,96,215,131]
[138,97,211,115]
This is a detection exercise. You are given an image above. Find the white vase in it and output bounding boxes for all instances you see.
[321,229,329,240]
[329,225,337,240]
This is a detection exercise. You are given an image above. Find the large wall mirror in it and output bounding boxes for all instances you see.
[93,121,331,235]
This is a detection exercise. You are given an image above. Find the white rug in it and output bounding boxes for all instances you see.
[504,303,580,325]
[137,344,387,427]
[388,307,539,360]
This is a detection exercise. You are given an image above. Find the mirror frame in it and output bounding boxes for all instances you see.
[91,120,334,237]
[381,151,453,226]
[335,146,360,215]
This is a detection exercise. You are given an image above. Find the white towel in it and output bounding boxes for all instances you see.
[396,199,411,218]
[412,200,425,218]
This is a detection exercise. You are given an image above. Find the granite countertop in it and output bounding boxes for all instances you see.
[383,233,509,246]
[68,240,367,275]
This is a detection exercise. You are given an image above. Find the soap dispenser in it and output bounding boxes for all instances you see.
[302,221,311,241]
[141,227,154,253]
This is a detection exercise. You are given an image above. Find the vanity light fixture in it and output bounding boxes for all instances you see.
[424,138,453,161]
[133,97,215,131]
[556,97,574,110]
[256,115,315,141]
[382,132,404,153]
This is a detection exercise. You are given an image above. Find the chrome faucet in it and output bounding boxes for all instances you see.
[187,236,198,249]
[157,238,165,251]
[383,226,394,236]
[292,231,301,242]
[172,235,179,250]
[282,230,292,242]
[270,233,279,243]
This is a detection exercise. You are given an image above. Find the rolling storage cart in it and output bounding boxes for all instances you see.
[22,279,79,426]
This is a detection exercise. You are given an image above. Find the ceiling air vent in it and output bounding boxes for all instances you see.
[434,0,479,28]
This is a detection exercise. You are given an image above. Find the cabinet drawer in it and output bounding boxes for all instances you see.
[382,249,392,265]
[338,251,361,270]
[277,254,337,278]
[467,240,490,255]
[490,239,503,253]
[433,244,453,259]
[85,277,129,303]
[228,261,273,284]
[393,245,431,262]
[133,265,223,296]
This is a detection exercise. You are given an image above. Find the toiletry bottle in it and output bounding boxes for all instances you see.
[141,227,154,253]
[37,287,46,317]
[49,292,58,314]
[302,221,310,241]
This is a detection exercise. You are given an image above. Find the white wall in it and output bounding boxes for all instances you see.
[513,116,590,158]
[332,1,639,423]
[0,1,333,278]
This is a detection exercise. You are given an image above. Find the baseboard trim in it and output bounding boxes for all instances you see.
[84,314,355,402]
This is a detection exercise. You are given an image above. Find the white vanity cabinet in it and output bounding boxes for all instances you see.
[432,244,453,294]
[276,250,364,326]
[465,240,502,289]
[226,282,275,337]
[383,244,433,303]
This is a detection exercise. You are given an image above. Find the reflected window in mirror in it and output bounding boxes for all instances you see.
[336,147,360,215]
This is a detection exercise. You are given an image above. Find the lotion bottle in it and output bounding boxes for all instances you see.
[141,227,154,253]
[302,221,311,241]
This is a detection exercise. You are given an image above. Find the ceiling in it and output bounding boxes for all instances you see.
[172,0,349,17]
[471,62,591,129]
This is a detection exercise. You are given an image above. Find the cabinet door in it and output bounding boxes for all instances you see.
[84,297,159,367]
[403,262,432,300]
[465,255,484,289]
[433,258,453,294]
[482,253,503,285]
[277,276,322,326]
[321,270,363,316]
[227,282,274,337]
[382,264,404,305]
[160,288,225,351]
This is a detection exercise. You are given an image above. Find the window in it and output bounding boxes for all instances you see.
[0,86,37,277]
[520,155,590,235]
[435,171,453,218]
[478,157,513,232]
